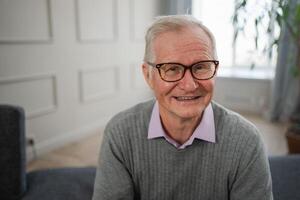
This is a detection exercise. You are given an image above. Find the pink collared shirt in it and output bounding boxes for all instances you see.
[147,101,216,149]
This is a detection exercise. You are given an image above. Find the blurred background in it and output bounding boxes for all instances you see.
[0,0,298,171]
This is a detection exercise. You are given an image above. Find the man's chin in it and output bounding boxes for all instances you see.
[173,109,204,120]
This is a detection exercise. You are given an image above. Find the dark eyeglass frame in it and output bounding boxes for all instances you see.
[147,60,219,82]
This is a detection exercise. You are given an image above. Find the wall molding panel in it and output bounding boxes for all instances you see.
[75,0,118,42]
[0,73,58,119]
[0,0,185,158]
[0,0,53,43]
[79,66,120,103]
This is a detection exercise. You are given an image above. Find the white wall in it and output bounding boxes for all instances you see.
[0,0,162,160]
[0,0,272,160]
[214,76,272,115]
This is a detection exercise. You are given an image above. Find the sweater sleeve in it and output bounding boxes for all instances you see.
[229,130,273,200]
[92,126,134,200]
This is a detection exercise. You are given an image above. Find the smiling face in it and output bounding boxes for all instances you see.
[143,26,217,122]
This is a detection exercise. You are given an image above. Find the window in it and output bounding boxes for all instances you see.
[192,0,276,78]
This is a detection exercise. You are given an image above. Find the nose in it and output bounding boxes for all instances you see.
[177,69,198,91]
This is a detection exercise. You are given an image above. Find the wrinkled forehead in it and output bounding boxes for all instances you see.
[154,25,211,41]
[153,27,214,62]
[156,26,212,49]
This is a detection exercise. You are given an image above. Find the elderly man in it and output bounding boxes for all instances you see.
[92,15,273,200]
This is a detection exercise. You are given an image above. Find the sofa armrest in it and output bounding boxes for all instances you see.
[0,105,26,200]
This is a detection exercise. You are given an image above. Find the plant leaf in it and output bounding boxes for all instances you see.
[282,3,289,21]
[290,65,300,77]
[295,5,300,23]
[275,11,282,28]
[294,5,300,36]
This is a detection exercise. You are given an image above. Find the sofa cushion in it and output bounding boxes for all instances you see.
[269,155,300,200]
[22,167,96,200]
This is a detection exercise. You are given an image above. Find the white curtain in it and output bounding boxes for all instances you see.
[164,0,192,15]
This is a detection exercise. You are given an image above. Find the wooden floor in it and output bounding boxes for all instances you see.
[27,112,289,172]
[27,131,104,172]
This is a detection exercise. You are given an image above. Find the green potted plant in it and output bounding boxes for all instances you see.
[232,0,300,153]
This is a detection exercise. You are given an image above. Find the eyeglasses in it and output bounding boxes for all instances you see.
[147,60,219,82]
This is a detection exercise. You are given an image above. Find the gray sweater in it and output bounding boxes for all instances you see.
[92,100,273,200]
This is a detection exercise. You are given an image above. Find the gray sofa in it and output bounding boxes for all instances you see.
[1,105,300,200]
[24,167,95,200]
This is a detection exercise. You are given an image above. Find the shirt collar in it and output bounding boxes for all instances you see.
[147,101,216,148]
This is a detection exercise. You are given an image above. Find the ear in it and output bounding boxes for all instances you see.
[142,63,154,89]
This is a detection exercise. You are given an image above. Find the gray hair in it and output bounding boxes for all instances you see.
[143,15,218,63]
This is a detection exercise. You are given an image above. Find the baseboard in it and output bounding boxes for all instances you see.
[26,116,110,162]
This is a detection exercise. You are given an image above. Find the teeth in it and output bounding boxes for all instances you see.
[176,96,198,100]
